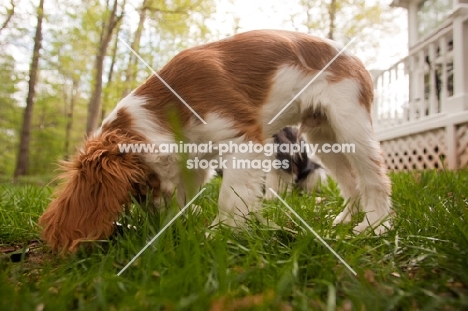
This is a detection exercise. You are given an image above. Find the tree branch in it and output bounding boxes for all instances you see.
[0,0,15,35]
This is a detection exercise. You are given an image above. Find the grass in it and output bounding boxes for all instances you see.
[1,170,468,310]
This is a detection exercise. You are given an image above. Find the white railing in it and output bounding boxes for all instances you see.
[373,19,454,129]
[372,4,468,170]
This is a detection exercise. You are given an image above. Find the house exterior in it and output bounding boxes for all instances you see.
[373,0,468,170]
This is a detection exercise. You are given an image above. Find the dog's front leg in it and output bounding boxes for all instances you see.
[211,150,266,228]
[176,167,211,214]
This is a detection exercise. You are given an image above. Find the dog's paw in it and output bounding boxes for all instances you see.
[315,197,326,204]
[332,209,353,225]
[353,219,392,235]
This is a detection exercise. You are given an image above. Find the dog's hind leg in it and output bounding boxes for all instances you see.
[319,79,392,234]
[305,128,360,225]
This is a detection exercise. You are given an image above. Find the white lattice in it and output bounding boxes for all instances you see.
[456,123,468,168]
[380,128,447,171]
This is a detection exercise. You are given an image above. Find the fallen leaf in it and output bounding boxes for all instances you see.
[391,272,401,278]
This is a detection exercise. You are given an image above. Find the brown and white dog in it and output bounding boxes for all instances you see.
[39,30,392,253]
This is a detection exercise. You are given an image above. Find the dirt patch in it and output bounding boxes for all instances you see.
[1,240,52,265]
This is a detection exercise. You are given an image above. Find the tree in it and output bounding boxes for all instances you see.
[294,0,399,67]
[46,0,106,158]
[86,0,124,135]
[327,0,337,40]
[120,0,214,98]
[28,92,67,174]
[14,0,45,179]
[0,0,15,35]
[101,27,121,122]
[121,0,149,98]
[0,54,20,175]
[2,0,216,176]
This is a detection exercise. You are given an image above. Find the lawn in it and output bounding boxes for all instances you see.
[1,170,467,310]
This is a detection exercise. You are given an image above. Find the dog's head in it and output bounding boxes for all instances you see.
[39,129,159,253]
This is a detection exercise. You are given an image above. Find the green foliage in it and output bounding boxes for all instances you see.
[0,0,215,176]
[28,92,68,174]
[0,54,21,175]
[1,171,468,309]
[417,0,452,38]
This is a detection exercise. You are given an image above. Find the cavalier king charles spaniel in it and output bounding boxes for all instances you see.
[39,30,392,253]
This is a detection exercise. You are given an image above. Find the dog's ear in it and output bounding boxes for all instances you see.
[38,131,147,253]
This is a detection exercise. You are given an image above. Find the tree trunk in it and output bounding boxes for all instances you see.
[328,0,337,40]
[305,0,312,34]
[64,77,79,159]
[121,0,147,98]
[101,31,120,123]
[87,48,106,134]
[14,0,44,179]
[86,0,123,135]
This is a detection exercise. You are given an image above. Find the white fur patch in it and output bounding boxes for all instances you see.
[261,65,331,136]
[184,113,240,146]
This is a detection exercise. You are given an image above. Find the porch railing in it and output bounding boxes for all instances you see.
[372,18,454,129]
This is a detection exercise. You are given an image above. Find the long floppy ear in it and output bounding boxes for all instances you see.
[39,131,147,253]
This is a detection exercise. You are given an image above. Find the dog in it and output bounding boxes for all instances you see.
[39,29,392,253]
[264,126,327,199]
